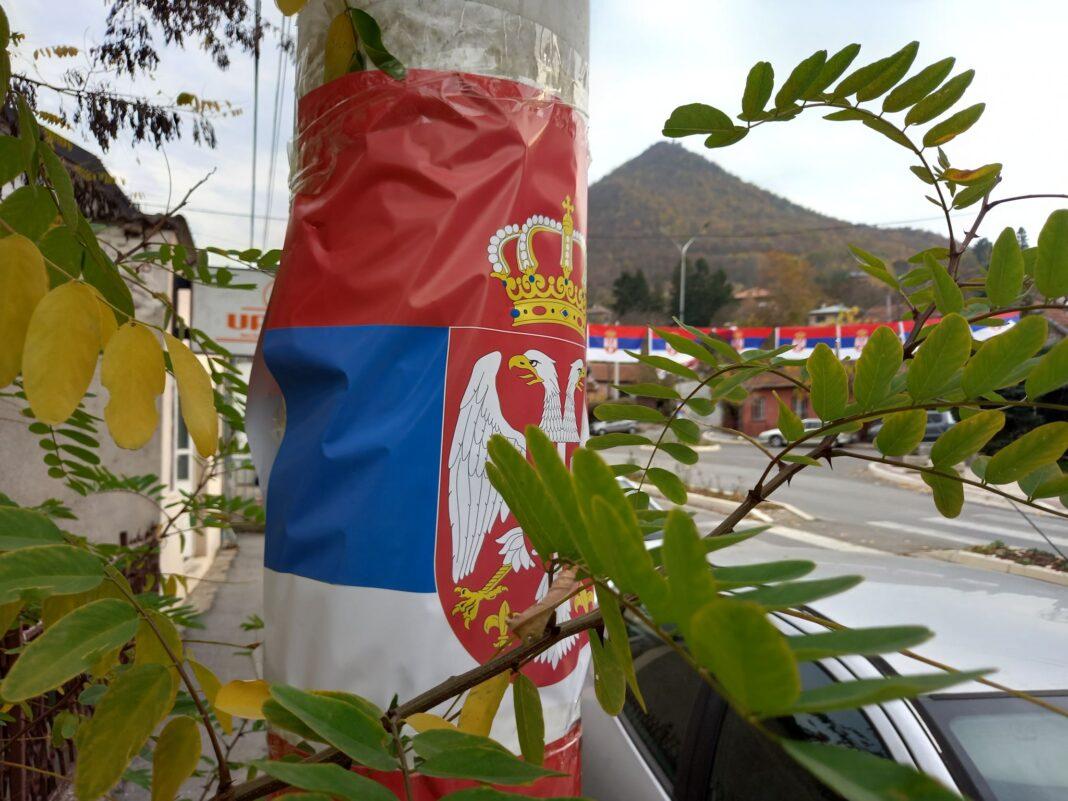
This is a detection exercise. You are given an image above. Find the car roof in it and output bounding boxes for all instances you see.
[714,539,1068,693]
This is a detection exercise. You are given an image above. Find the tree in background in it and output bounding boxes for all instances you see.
[611,267,658,319]
[752,251,819,324]
[1017,226,1029,248]
[972,236,993,267]
[668,257,734,325]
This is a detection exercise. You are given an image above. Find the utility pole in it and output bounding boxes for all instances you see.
[248,1,590,796]
[664,221,709,324]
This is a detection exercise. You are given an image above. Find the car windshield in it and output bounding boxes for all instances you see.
[922,694,1068,801]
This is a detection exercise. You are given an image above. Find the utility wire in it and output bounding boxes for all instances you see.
[249,0,262,247]
[262,16,290,250]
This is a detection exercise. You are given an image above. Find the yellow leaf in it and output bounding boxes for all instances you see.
[42,572,132,628]
[0,600,21,633]
[215,678,270,720]
[276,0,308,15]
[102,322,165,449]
[164,333,218,457]
[134,609,183,673]
[323,11,356,83]
[458,671,509,736]
[90,286,118,348]
[0,234,49,386]
[405,712,456,733]
[189,658,232,734]
[23,282,101,424]
[152,716,201,801]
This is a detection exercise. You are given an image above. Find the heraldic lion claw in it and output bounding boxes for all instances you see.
[452,583,508,628]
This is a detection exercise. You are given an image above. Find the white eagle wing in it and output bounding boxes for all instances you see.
[448,351,523,584]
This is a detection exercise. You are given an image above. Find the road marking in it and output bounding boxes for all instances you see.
[973,511,1068,536]
[922,517,1068,547]
[766,525,883,554]
[868,520,982,546]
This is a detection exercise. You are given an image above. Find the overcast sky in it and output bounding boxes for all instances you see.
[10,1,1068,254]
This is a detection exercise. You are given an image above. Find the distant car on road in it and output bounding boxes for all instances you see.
[582,542,1068,801]
[867,410,956,444]
[590,416,639,436]
[756,417,857,447]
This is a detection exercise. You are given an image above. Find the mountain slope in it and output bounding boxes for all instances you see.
[587,142,944,307]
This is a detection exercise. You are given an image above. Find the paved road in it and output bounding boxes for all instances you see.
[618,440,1068,557]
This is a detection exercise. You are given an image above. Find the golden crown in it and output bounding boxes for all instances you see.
[487,196,587,334]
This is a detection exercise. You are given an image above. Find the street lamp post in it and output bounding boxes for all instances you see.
[673,235,696,324]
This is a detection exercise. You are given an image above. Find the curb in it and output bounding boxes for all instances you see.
[923,548,1068,588]
[866,461,1065,517]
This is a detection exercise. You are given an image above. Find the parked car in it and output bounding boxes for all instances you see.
[591,416,639,436]
[581,542,1068,801]
[756,417,857,447]
[867,410,956,444]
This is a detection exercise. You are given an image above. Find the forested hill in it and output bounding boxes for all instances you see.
[586,142,945,306]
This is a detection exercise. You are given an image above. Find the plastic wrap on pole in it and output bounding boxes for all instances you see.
[246,1,590,795]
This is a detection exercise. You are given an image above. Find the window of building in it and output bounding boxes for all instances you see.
[793,391,807,417]
[751,396,766,421]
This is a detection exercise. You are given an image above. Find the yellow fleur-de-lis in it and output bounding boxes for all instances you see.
[483,600,513,648]
[572,587,595,615]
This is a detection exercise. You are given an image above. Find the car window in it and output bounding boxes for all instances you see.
[621,621,705,789]
[705,663,889,800]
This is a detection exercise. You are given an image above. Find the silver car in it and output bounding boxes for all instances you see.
[581,542,1068,800]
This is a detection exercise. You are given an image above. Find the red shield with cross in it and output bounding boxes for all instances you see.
[434,197,591,686]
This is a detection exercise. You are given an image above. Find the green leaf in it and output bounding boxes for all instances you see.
[712,559,815,589]
[1027,338,1068,399]
[788,670,987,714]
[986,227,1025,307]
[588,630,625,715]
[0,135,29,185]
[669,417,701,444]
[617,382,679,400]
[587,433,651,450]
[801,43,861,99]
[859,114,914,149]
[740,61,774,121]
[847,245,898,289]
[925,253,963,314]
[512,672,545,766]
[782,739,967,801]
[152,717,201,801]
[412,729,563,786]
[660,441,699,465]
[906,69,975,126]
[74,664,175,801]
[907,313,972,401]
[646,466,687,504]
[440,790,587,801]
[628,351,700,381]
[930,410,1004,468]
[654,328,717,366]
[269,685,395,771]
[853,327,903,410]
[882,57,955,113]
[704,525,771,553]
[910,165,936,184]
[1033,473,1068,500]
[922,102,985,147]
[781,454,823,467]
[855,41,919,101]
[0,505,65,550]
[134,608,184,671]
[38,225,85,285]
[663,103,734,138]
[951,173,999,209]
[985,422,1068,485]
[704,126,748,148]
[775,50,826,109]
[771,392,804,441]
[489,432,571,559]
[39,144,79,229]
[0,184,57,240]
[78,218,135,320]
[1035,209,1068,298]
[593,403,665,424]
[688,599,800,717]
[684,395,714,415]
[252,761,397,801]
[735,575,863,610]
[788,625,932,662]
[663,509,718,622]
[922,467,965,518]
[1,598,137,701]
[875,409,926,457]
[346,8,406,80]
[807,343,847,421]
[0,544,104,604]
[962,315,1047,397]
[597,585,644,709]
[943,162,1002,186]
